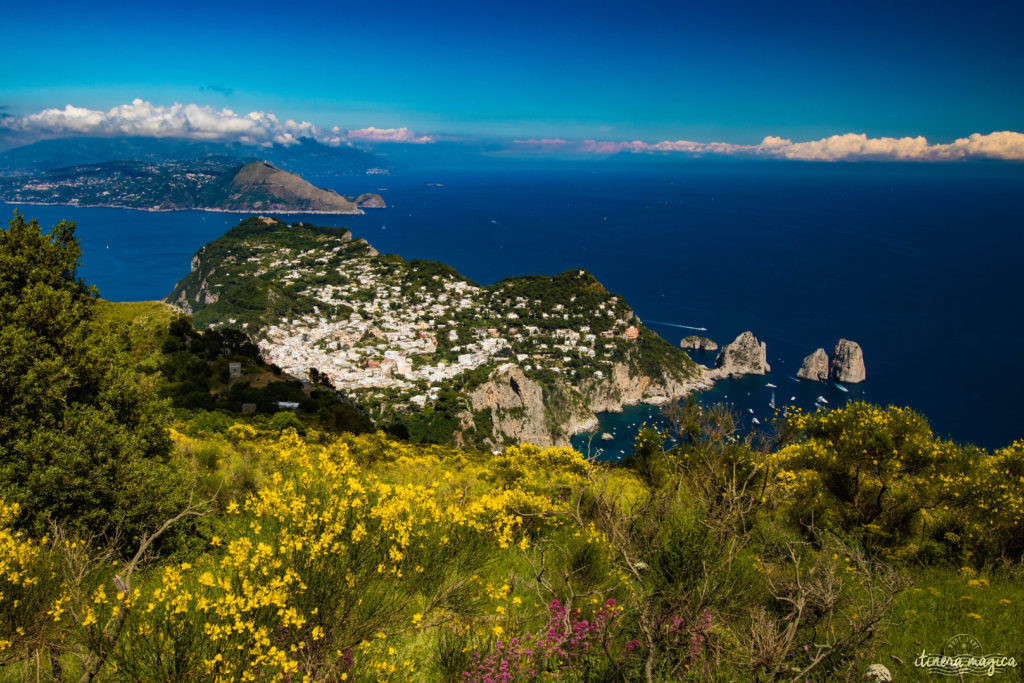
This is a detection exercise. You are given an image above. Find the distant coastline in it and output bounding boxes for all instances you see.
[1,200,367,215]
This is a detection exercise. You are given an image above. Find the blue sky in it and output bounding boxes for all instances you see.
[2,0,1023,145]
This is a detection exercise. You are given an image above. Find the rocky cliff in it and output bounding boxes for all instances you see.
[711,331,770,378]
[797,348,830,381]
[830,339,866,383]
[469,360,713,447]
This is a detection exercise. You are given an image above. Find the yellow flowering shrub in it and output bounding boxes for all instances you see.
[931,439,1024,562]
[0,501,63,661]
[101,428,584,681]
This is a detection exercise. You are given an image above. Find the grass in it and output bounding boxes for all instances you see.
[857,566,1024,678]
[95,300,177,362]
[94,299,177,327]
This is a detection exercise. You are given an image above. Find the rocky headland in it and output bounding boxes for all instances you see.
[167,216,709,449]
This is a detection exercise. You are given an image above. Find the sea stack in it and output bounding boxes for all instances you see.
[829,339,866,383]
[714,331,770,378]
[680,335,718,351]
[797,348,830,381]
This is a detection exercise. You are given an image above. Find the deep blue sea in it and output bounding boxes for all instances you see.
[5,160,1022,452]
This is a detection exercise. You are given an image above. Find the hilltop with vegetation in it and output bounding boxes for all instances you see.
[166,216,706,447]
[0,159,385,213]
[2,213,1023,681]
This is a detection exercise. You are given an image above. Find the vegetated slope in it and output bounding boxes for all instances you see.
[166,216,705,447]
[4,401,1022,681]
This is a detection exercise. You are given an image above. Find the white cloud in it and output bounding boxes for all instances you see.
[0,99,435,147]
[757,133,934,160]
[931,131,1024,160]
[345,126,435,144]
[4,101,1021,160]
[756,131,1024,160]
[522,131,1024,161]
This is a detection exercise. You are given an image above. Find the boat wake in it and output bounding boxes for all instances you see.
[643,319,708,332]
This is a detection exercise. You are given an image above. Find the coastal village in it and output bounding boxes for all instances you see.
[171,217,649,415]
[260,262,641,409]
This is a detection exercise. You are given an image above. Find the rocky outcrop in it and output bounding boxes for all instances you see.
[711,332,770,378]
[469,364,597,447]
[829,339,866,383]
[354,193,387,209]
[679,335,718,351]
[796,348,830,381]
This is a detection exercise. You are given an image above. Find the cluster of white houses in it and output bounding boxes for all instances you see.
[251,254,640,408]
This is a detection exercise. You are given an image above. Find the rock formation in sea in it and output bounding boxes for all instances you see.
[796,348,830,381]
[712,331,770,378]
[829,339,866,383]
[679,335,718,351]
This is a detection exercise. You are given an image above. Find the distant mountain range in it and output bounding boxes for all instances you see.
[0,136,389,177]
[0,159,386,214]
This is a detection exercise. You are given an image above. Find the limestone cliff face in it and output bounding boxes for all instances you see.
[469,365,563,447]
[830,339,866,383]
[172,254,216,314]
[797,348,830,381]
[679,335,718,351]
[468,361,712,447]
[711,331,770,378]
[581,362,712,412]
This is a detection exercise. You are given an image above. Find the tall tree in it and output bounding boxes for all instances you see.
[0,212,187,547]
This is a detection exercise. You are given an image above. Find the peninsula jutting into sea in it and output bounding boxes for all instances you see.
[166,215,709,447]
[0,158,386,213]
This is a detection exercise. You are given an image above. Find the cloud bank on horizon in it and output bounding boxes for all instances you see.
[518,131,1024,161]
[0,100,436,148]
[2,100,1022,161]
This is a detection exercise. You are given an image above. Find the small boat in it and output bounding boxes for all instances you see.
[790,396,796,401]
[752,418,761,425]
[748,408,754,414]
[601,432,614,441]
[833,383,849,393]
[816,395,828,404]
[765,383,777,388]
[769,391,776,410]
